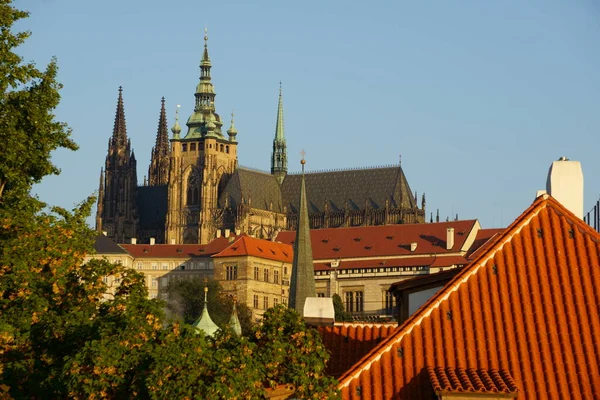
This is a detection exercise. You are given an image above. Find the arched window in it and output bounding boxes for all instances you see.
[187,170,200,205]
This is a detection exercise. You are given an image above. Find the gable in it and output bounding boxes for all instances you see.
[338,195,600,399]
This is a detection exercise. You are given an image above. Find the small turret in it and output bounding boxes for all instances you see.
[193,283,220,337]
[227,111,238,142]
[228,300,242,336]
[171,105,182,138]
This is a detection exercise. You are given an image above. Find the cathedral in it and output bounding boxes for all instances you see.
[95,33,426,245]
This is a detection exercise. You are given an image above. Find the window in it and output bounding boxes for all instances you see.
[102,276,109,284]
[152,264,157,270]
[137,262,143,270]
[345,291,364,313]
[225,145,229,153]
[274,298,279,306]
[385,291,395,314]
[253,295,259,309]
[152,278,158,288]
[162,263,168,270]
[182,143,187,152]
[273,270,280,284]
[187,170,200,205]
[284,266,288,276]
[226,265,238,280]
[220,144,224,152]
[263,268,269,283]
[317,293,325,298]
[263,296,269,310]
[282,298,288,306]
[190,143,196,151]
[254,266,260,280]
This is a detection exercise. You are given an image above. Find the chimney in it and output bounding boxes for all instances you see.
[235,228,241,236]
[150,237,155,246]
[216,230,222,238]
[545,157,584,219]
[446,228,455,250]
[131,238,137,245]
[410,242,417,252]
[225,228,231,238]
[170,238,175,245]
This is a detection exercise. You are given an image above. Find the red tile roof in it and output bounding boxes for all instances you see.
[337,195,600,399]
[313,255,469,271]
[318,324,398,379]
[276,220,479,260]
[121,236,236,258]
[212,235,293,263]
[428,367,518,396]
[467,228,504,260]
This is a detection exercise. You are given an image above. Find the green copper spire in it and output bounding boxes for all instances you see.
[227,111,238,142]
[289,154,316,314]
[184,28,224,139]
[271,82,288,184]
[193,284,220,337]
[228,300,242,336]
[171,105,181,138]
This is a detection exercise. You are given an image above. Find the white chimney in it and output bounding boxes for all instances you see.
[150,237,155,246]
[170,238,176,245]
[131,238,137,244]
[225,228,231,238]
[446,228,455,250]
[546,157,584,219]
[216,230,222,238]
[235,228,241,236]
[410,242,418,252]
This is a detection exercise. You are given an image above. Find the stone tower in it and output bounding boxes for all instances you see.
[289,157,317,313]
[96,87,138,242]
[148,97,170,186]
[165,30,238,244]
[271,83,287,184]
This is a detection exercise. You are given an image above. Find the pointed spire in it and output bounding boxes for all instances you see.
[228,300,242,336]
[271,83,288,184]
[156,97,169,148]
[289,153,316,314]
[275,82,285,142]
[193,283,220,337]
[201,27,211,67]
[112,86,127,140]
[171,105,182,138]
[99,167,104,192]
[148,98,170,186]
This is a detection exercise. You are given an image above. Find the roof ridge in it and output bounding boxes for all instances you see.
[285,164,400,176]
[238,165,272,175]
[338,194,596,388]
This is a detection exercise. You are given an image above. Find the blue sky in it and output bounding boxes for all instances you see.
[17,0,600,228]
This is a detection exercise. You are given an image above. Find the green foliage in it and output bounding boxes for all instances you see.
[332,293,351,322]
[0,0,77,199]
[253,305,340,399]
[166,276,253,335]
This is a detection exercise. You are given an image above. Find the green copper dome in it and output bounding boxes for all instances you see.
[193,286,220,337]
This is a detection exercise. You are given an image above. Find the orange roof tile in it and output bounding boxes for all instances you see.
[212,235,293,263]
[276,220,479,260]
[337,195,600,399]
[121,236,236,258]
[428,367,518,396]
[318,324,398,379]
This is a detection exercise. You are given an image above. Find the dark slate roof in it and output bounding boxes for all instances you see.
[280,166,416,213]
[137,185,168,230]
[218,168,283,212]
[93,234,129,254]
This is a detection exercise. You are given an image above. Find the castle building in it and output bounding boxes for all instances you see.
[96,32,425,245]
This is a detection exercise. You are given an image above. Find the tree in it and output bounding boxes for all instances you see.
[0,0,77,199]
[166,277,254,335]
[253,305,340,399]
[332,293,351,322]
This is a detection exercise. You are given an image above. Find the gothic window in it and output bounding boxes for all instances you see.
[384,291,395,314]
[187,170,200,205]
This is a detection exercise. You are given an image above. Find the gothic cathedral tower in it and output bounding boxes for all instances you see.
[165,31,238,244]
[96,87,138,242]
[148,97,170,186]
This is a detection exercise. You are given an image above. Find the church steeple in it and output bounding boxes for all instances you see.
[193,283,220,337]
[184,28,223,139]
[148,97,170,186]
[271,82,287,184]
[289,155,316,314]
[112,86,127,142]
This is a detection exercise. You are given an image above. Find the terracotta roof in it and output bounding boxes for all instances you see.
[120,236,235,258]
[212,235,293,263]
[338,195,600,399]
[313,255,468,272]
[318,323,398,379]
[428,367,518,396]
[276,220,479,260]
[467,228,504,260]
